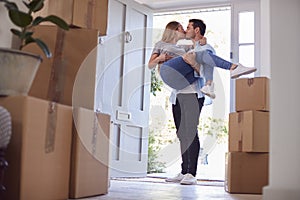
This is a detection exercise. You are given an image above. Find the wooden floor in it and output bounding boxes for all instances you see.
[77,178,263,200]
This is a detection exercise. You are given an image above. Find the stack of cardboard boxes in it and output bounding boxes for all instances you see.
[225,77,270,194]
[0,0,111,199]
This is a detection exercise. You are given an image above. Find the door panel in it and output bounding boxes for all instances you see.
[96,0,152,177]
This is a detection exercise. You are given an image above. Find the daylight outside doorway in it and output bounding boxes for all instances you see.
[148,6,231,181]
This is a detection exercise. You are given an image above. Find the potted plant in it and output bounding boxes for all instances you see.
[0,0,69,96]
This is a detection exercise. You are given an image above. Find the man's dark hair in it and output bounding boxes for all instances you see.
[189,19,206,36]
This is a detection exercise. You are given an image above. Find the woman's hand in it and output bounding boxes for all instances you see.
[182,51,197,66]
[182,52,200,74]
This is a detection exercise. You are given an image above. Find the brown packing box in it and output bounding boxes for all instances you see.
[36,0,74,24]
[225,152,269,194]
[35,0,108,35]
[229,110,269,152]
[235,77,270,111]
[69,107,110,198]
[23,25,98,109]
[0,96,73,200]
[73,0,108,35]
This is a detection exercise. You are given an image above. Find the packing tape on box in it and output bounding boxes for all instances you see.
[247,78,254,87]
[47,28,66,103]
[45,102,57,153]
[238,112,243,123]
[86,0,96,28]
[237,112,243,151]
[91,113,98,156]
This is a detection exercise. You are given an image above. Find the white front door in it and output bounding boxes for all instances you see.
[95,0,153,177]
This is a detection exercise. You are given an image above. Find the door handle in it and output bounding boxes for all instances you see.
[125,31,132,43]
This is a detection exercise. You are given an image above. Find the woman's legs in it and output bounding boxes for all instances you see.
[195,49,257,79]
[195,49,233,71]
[160,56,197,90]
[201,63,216,99]
[193,50,233,99]
[160,50,256,93]
[194,49,256,99]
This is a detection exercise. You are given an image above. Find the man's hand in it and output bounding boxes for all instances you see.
[157,53,174,64]
[199,36,207,46]
[165,54,174,62]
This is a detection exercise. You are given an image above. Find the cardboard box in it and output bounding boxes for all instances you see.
[0,96,73,200]
[36,0,74,24]
[69,107,110,198]
[35,0,108,35]
[225,152,269,194]
[73,0,108,35]
[229,111,269,152]
[24,25,98,109]
[235,77,270,111]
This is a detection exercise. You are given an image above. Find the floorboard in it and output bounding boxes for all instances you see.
[76,178,263,200]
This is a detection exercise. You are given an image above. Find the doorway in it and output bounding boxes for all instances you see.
[148,6,231,181]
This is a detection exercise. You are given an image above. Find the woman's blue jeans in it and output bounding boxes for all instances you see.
[159,50,233,90]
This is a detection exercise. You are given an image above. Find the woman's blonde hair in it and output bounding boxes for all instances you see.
[161,21,181,43]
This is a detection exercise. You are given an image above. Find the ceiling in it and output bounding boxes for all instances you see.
[134,0,230,11]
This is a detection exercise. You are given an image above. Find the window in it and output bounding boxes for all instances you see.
[239,11,255,73]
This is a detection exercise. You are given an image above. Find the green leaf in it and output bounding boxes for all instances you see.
[27,0,45,12]
[11,28,33,40]
[8,10,32,27]
[3,1,18,10]
[32,16,44,26]
[27,38,51,58]
[24,31,34,38]
[35,38,52,58]
[10,28,22,37]
[32,16,69,29]
[24,36,35,45]
[42,15,69,30]
[22,0,30,10]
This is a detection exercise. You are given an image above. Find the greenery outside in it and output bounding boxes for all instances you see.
[147,105,229,173]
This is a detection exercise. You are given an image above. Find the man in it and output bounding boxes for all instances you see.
[165,19,207,185]
[165,18,256,185]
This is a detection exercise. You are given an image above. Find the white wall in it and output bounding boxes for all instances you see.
[0,0,26,48]
[0,4,13,48]
[262,0,300,199]
[260,0,270,76]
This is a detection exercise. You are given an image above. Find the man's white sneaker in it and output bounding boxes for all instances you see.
[230,63,257,79]
[200,82,216,99]
[180,173,197,185]
[165,173,185,182]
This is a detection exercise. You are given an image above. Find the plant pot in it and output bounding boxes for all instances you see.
[0,47,42,96]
